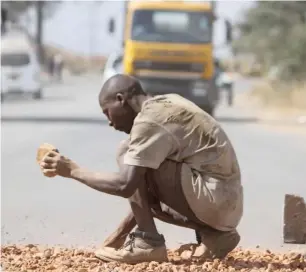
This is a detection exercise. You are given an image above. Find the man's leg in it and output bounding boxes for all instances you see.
[98,140,204,263]
[117,140,161,234]
[115,140,208,232]
[96,140,168,264]
[97,140,239,263]
[146,159,241,260]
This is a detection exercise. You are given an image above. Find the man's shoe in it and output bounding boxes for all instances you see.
[95,229,168,264]
[194,228,240,259]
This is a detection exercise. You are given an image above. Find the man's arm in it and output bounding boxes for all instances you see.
[70,164,147,198]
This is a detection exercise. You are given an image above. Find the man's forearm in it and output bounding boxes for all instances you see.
[70,168,127,197]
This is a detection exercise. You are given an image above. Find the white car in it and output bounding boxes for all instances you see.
[1,34,43,101]
[101,52,123,85]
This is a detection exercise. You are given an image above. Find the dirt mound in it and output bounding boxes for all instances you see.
[1,244,305,272]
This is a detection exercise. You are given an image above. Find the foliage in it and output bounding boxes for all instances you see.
[233,1,306,82]
[2,1,61,21]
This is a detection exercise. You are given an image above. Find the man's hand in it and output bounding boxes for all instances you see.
[102,211,136,249]
[40,151,79,178]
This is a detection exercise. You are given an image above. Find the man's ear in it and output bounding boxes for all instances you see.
[116,93,124,104]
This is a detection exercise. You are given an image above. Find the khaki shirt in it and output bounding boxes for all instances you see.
[124,94,243,231]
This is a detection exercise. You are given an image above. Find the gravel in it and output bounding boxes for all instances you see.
[1,244,305,272]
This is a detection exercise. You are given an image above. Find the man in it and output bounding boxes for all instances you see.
[40,74,243,264]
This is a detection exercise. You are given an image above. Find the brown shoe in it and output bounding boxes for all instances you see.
[95,229,168,264]
[194,228,240,259]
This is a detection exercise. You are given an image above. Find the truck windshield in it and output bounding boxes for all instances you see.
[131,9,211,44]
[1,53,30,67]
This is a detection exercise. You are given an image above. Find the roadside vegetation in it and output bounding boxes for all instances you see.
[233,1,306,111]
[2,1,106,75]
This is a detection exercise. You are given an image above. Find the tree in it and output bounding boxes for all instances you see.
[2,1,60,22]
[233,1,306,81]
[2,1,61,62]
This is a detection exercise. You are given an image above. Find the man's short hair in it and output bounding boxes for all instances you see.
[100,74,146,102]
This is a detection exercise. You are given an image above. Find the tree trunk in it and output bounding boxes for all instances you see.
[36,1,44,64]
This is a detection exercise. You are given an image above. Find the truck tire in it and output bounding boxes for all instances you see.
[33,89,43,100]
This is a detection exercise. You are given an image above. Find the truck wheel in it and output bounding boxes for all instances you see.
[33,89,43,100]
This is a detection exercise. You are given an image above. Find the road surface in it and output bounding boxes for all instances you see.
[1,74,305,253]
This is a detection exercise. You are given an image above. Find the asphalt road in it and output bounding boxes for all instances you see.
[1,74,305,253]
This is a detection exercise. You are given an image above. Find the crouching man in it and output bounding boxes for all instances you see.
[40,74,243,264]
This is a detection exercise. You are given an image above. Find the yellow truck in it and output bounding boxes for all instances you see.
[107,0,232,116]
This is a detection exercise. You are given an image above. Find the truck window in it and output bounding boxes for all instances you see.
[1,53,30,67]
[131,9,211,44]
[154,12,189,32]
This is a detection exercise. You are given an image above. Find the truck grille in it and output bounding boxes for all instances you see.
[133,61,203,73]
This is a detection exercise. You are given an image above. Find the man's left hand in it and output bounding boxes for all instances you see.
[40,151,79,178]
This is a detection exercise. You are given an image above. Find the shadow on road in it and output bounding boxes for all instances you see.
[1,116,108,125]
[217,116,259,124]
[5,115,300,128]
[1,115,260,125]
[1,115,261,125]
[2,95,75,104]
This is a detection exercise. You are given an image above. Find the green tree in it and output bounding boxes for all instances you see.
[233,1,306,81]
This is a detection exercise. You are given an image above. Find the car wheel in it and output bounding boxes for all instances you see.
[33,89,43,100]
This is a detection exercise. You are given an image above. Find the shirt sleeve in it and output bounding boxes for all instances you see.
[123,121,176,169]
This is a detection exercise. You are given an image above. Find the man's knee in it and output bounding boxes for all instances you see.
[116,139,129,167]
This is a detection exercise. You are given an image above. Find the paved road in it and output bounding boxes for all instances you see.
[1,74,305,252]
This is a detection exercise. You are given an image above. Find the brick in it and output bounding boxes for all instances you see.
[283,194,306,244]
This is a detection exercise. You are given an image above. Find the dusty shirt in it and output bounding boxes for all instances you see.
[123,94,243,231]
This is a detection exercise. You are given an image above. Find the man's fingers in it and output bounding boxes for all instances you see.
[40,162,56,169]
[43,169,57,177]
[42,156,55,163]
[46,151,59,158]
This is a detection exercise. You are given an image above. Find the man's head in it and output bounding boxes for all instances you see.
[99,74,147,134]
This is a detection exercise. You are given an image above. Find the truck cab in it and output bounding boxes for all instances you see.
[108,0,232,116]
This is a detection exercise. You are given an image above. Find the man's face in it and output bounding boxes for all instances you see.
[100,96,135,134]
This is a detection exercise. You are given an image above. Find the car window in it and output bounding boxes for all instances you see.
[1,53,30,67]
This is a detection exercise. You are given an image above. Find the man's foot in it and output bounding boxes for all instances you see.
[194,228,240,259]
[95,229,168,264]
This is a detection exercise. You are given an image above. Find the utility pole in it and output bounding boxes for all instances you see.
[1,7,8,34]
[36,0,44,64]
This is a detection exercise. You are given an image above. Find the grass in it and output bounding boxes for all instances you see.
[250,80,306,112]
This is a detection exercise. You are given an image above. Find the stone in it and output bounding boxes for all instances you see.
[1,245,306,271]
[283,194,306,244]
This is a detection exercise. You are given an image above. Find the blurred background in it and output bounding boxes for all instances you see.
[1,1,306,252]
